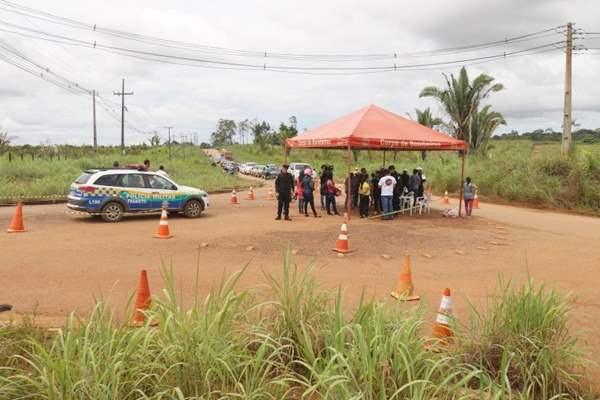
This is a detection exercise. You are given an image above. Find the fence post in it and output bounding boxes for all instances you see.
[8,152,11,162]
[31,153,34,161]
[20,153,24,161]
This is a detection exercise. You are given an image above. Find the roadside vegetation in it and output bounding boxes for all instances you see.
[227,140,600,215]
[0,256,594,399]
[0,145,248,201]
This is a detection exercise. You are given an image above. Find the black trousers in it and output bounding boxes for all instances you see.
[303,193,317,216]
[359,195,370,217]
[326,194,338,215]
[277,193,291,218]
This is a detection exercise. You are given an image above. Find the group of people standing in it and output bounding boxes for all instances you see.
[348,166,428,220]
[274,164,428,221]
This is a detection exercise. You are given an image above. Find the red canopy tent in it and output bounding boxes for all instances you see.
[284,104,469,215]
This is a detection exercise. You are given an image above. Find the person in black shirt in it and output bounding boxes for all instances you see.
[388,165,400,213]
[275,164,295,220]
[371,172,381,214]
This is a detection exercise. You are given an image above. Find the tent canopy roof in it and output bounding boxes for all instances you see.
[286,104,466,151]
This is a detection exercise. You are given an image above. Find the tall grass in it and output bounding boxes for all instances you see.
[226,141,600,214]
[0,146,249,200]
[0,256,594,399]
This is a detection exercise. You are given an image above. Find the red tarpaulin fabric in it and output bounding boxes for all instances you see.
[286,104,467,151]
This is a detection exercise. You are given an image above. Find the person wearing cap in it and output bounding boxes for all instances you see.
[275,164,295,220]
[302,168,319,217]
[410,169,422,205]
[417,167,427,196]
[388,165,400,213]
[400,168,410,196]
[378,169,397,220]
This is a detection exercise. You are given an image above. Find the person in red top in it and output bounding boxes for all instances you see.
[295,170,305,214]
[325,179,340,216]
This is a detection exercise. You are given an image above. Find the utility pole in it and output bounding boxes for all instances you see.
[113,78,134,155]
[92,90,97,148]
[164,126,173,160]
[561,22,573,156]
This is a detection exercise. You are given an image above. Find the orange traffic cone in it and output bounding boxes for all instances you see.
[332,221,352,253]
[247,187,255,200]
[153,209,174,239]
[266,189,275,200]
[230,190,239,205]
[6,202,26,233]
[473,193,480,209]
[432,288,454,341]
[390,255,420,300]
[441,190,449,205]
[132,270,156,327]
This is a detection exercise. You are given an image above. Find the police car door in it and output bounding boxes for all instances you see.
[145,174,180,209]
[118,173,153,210]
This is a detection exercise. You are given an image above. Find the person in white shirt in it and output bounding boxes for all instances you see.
[378,170,397,220]
[156,165,170,178]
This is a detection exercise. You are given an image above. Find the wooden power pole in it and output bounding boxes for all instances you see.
[92,90,97,148]
[113,79,134,154]
[561,22,573,156]
[164,126,173,160]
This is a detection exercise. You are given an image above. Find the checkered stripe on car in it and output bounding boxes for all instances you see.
[83,187,120,197]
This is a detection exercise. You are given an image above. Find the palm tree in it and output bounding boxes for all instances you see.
[415,108,443,160]
[419,67,504,149]
[415,108,443,129]
[471,105,506,152]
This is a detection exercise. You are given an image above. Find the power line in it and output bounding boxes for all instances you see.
[0,19,566,73]
[0,1,565,61]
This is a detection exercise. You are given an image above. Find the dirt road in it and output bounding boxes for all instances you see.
[2,187,600,373]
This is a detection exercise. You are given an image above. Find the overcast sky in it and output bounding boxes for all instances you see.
[0,0,599,145]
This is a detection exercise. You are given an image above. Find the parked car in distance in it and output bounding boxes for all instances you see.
[250,165,266,177]
[241,162,257,174]
[262,165,279,179]
[289,163,313,180]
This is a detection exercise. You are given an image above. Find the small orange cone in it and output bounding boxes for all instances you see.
[432,288,454,341]
[153,209,174,239]
[390,255,420,301]
[266,189,275,200]
[247,187,255,200]
[473,193,480,209]
[441,191,449,205]
[230,190,239,205]
[6,202,26,233]
[132,270,156,327]
[332,220,352,253]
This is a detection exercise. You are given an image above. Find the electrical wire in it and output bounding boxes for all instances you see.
[0,19,566,73]
[0,0,565,61]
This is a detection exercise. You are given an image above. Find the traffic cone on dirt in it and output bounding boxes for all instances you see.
[432,288,454,341]
[332,220,352,253]
[266,189,275,200]
[441,190,449,205]
[153,209,174,239]
[247,187,255,200]
[230,190,239,205]
[473,193,480,209]
[6,202,26,233]
[390,255,420,301]
[132,270,156,327]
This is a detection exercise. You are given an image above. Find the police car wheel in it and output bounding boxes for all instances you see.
[183,199,203,218]
[101,202,124,222]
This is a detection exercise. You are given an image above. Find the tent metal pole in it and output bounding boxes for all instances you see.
[458,150,465,217]
[347,145,352,216]
[382,150,386,167]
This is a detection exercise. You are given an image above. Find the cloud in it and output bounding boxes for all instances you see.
[0,0,599,145]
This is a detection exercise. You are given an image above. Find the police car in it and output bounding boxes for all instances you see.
[67,168,210,222]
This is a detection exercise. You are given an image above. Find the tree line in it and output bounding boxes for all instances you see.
[210,116,298,149]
